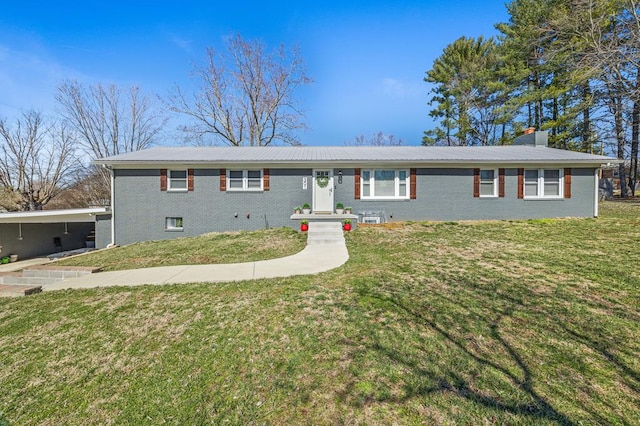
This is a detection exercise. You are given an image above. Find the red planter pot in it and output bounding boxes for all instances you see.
[300,223,309,232]
[343,223,351,231]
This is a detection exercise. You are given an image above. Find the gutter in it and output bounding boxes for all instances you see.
[94,159,623,169]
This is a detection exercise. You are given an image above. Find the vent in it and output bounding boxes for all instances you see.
[362,217,381,224]
[358,211,386,224]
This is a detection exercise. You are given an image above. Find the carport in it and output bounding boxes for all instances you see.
[0,207,109,261]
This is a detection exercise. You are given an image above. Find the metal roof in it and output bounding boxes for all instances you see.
[96,145,619,167]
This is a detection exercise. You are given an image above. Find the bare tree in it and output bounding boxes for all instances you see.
[56,81,166,200]
[346,132,404,146]
[46,167,111,209]
[170,34,311,146]
[57,81,166,158]
[0,111,78,211]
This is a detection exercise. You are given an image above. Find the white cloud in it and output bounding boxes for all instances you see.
[379,77,423,100]
[169,33,194,54]
[381,78,405,97]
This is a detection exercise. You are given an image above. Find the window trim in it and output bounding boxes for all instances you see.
[479,168,498,198]
[360,169,410,200]
[226,169,264,191]
[475,168,505,198]
[523,168,564,199]
[167,169,188,192]
[165,217,184,231]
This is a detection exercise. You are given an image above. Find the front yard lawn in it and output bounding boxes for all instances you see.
[1,201,638,424]
[54,227,307,271]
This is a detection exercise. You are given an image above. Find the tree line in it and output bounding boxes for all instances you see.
[0,32,405,212]
[0,84,166,211]
[0,35,310,211]
[6,2,637,212]
[423,0,640,196]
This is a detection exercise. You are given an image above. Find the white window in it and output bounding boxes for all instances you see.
[524,168,563,198]
[168,170,187,191]
[544,169,561,196]
[361,169,409,199]
[165,217,184,231]
[524,170,539,197]
[227,170,263,191]
[479,169,497,197]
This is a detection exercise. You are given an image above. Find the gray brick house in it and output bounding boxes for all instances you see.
[95,131,618,248]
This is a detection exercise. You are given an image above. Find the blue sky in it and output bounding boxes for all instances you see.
[0,1,510,146]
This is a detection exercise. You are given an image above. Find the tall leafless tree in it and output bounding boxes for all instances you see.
[169,34,311,146]
[0,111,78,211]
[346,132,404,146]
[45,168,112,209]
[56,81,167,201]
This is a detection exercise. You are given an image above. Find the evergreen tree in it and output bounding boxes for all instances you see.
[424,0,640,197]
[423,36,504,146]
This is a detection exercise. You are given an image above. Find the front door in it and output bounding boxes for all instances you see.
[313,169,334,213]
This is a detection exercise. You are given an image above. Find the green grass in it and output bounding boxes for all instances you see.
[1,201,639,424]
[54,227,307,271]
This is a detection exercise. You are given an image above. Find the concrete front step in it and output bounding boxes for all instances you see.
[0,266,102,294]
[308,221,343,228]
[0,276,59,286]
[22,269,100,279]
[0,272,23,283]
[22,265,102,279]
[307,221,345,245]
[0,284,42,297]
[307,229,344,237]
[307,238,346,245]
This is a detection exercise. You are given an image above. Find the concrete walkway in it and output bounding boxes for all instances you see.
[43,223,349,291]
[0,257,52,273]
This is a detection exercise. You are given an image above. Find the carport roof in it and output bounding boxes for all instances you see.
[0,207,109,223]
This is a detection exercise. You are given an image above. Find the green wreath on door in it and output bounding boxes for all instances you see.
[316,176,329,188]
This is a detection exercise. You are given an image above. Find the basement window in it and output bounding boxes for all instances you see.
[165,217,184,231]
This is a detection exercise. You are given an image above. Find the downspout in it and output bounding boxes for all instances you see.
[594,167,599,218]
[105,165,116,247]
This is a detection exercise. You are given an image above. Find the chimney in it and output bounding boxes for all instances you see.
[514,130,548,147]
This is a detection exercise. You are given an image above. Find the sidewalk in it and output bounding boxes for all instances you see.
[0,257,52,273]
[42,242,349,291]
